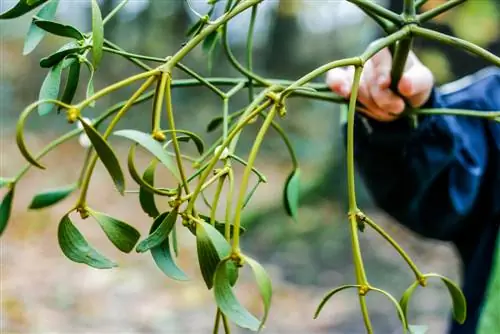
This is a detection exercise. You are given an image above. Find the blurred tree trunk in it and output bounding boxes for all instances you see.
[265,0,301,77]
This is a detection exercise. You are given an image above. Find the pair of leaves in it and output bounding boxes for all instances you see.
[0,0,50,19]
[79,118,126,194]
[196,221,238,289]
[400,273,466,327]
[315,285,408,333]
[147,211,188,281]
[58,210,140,268]
[115,129,180,181]
[283,168,300,223]
[214,256,272,331]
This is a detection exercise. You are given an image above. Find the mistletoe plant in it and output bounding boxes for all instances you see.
[1,0,499,333]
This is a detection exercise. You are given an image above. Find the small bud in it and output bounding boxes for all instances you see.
[214,145,229,160]
[278,105,287,118]
[66,107,80,124]
[153,131,167,142]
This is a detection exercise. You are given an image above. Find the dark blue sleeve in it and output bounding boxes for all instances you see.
[351,67,500,240]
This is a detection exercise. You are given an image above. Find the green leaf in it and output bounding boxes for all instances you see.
[0,188,15,236]
[90,0,104,68]
[214,259,260,331]
[206,116,223,133]
[89,210,140,253]
[198,221,238,285]
[38,58,65,115]
[80,119,125,194]
[314,285,360,318]
[33,17,84,40]
[283,168,300,222]
[39,40,82,68]
[28,183,76,209]
[59,58,80,107]
[162,130,205,155]
[426,273,467,324]
[114,129,180,181]
[57,214,117,269]
[149,212,188,281]
[196,221,225,289]
[202,29,220,54]
[0,0,50,19]
[245,256,272,330]
[186,18,205,38]
[198,214,246,238]
[136,209,177,253]
[81,59,95,107]
[23,0,59,55]
[399,281,420,323]
[139,160,160,218]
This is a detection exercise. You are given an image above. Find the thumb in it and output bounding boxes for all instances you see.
[397,63,434,107]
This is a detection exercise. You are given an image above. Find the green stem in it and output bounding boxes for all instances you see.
[213,309,222,334]
[347,67,363,211]
[231,105,277,253]
[103,46,165,63]
[102,0,129,25]
[412,108,500,119]
[186,100,272,214]
[77,76,156,207]
[390,37,413,94]
[103,39,152,71]
[403,0,416,17]
[210,175,227,225]
[359,295,374,334]
[13,90,155,182]
[225,167,234,240]
[152,73,167,135]
[246,5,258,101]
[226,81,246,98]
[417,0,465,23]
[165,74,191,195]
[175,62,226,98]
[362,214,423,280]
[355,3,397,33]
[221,312,231,333]
[77,69,158,110]
[223,98,229,140]
[412,26,500,67]
[229,154,266,182]
[346,0,403,24]
[181,168,228,202]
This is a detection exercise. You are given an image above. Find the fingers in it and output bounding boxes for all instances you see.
[398,54,434,107]
[326,67,354,98]
[326,47,434,122]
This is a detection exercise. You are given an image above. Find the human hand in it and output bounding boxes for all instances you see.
[326,48,434,122]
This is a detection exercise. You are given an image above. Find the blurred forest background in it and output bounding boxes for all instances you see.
[1,0,499,333]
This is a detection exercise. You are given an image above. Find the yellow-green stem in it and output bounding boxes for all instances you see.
[165,74,190,195]
[224,167,235,240]
[211,175,227,225]
[231,105,277,253]
[77,69,158,110]
[77,76,156,207]
[359,295,374,334]
[362,214,424,280]
[152,73,167,135]
[186,100,272,214]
